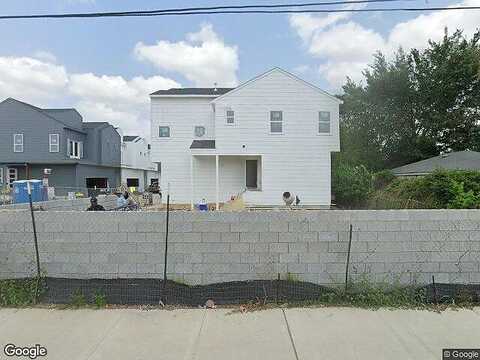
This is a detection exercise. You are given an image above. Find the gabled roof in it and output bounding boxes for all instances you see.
[211,67,343,104]
[150,88,234,96]
[391,150,480,176]
[1,98,86,133]
[123,135,139,142]
[190,140,216,149]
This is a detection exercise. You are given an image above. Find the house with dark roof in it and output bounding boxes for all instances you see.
[0,98,121,196]
[391,150,480,176]
[150,67,342,208]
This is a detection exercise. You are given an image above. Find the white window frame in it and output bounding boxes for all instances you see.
[318,111,331,135]
[67,138,82,159]
[13,134,24,152]
[269,111,283,134]
[194,126,206,138]
[226,108,235,125]
[159,126,170,138]
[49,133,60,152]
[0,167,3,185]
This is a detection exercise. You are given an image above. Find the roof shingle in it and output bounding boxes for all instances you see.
[151,88,234,96]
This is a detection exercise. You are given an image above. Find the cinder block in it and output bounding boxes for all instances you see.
[127,233,147,242]
[137,243,156,253]
[269,243,288,253]
[193,222,230,233]
[170,222,193,233]
[193,263,230,273]
[175,263,193,273]
[230,243,250,253]
[253,243,268,253]
[118,264,136,273]
[317,232,338,242]
[279,233,297,242]
[259,232,278,243]
[231,222,269,233]
[280,253,298,263]
[240,254,258,263]
[287,263,307,273]
[170,233,201,243]
[115,243,137,253]
[239,232,259,242]
[288,221,309,233]
[328,241,349,253]
[269,221,289,233]
[221,233,240,242]
[229,263,250,273]
[203,253,240,264]
[288,243,308,253]
[136,264,155,274]
[184,253,203,263]
[308,242,329,253]
[90,253,109,263]
[300,253,319,264]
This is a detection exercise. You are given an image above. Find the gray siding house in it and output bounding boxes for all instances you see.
[0,98,121,195]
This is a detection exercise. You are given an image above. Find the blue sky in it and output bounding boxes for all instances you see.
[0,0,477,135]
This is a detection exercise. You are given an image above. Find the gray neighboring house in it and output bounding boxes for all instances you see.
[0,98,121,196]
[391,150,480,176]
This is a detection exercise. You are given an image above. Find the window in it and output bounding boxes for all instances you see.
[159,126,170,138]
[13,134,24,152]
[318,111,331,134]
[67,139,83,159]
[226,109,235,124]
[126,178,139,187]
[0,168,3,185]
[49,134,60,152]
[194,126,206,137]
[7,168,17,186]
[270,111,283,134]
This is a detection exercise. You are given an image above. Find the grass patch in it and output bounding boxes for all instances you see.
[0,278,45,307]
[93,292,107,308]
[70,289,87,308]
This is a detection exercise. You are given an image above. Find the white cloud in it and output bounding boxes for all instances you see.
[69,73,180,135]
[290,0,480,89]
[33,51,57,63]
[0,56,68,102]
[0,55,180,137]
[134,23,239,87]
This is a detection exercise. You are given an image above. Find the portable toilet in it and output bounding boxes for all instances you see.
[12,180,44,204]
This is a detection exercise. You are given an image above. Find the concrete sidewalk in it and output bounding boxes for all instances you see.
[1,307,479,360]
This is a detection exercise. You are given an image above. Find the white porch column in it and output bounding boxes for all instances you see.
[190,156,194,210]
[215,155,219,210]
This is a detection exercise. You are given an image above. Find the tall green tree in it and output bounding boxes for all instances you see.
[338,28,480,170]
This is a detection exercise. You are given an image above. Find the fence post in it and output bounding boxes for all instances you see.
[162,184,170,305]
[344,224,353,293]
[27,181,42,303]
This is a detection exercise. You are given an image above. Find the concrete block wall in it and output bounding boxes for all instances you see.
[0,210,479,285]
[0,195,117,211]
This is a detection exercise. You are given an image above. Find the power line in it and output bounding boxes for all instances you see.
[0,2,478,20]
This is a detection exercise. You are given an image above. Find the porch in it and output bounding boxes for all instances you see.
[190,154,263,210]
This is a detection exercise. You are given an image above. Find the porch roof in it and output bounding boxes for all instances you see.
[190,140,216,149]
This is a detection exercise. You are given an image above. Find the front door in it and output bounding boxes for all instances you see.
[246,160,258,189]
[7,168,18,187]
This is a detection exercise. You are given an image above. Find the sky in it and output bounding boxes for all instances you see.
[0,0,479,137]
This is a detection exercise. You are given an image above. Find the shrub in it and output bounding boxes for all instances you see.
[0,278,43,307]
[373,170,396,190]
[332,162,372,207]
[376,169,480,209]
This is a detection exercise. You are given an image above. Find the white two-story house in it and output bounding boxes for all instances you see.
[116,129,159,192]
[150,68,341,208]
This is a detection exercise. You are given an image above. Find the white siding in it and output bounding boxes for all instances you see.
[214,69,339,205]
[150,97,215,203]
[150,69,340,206]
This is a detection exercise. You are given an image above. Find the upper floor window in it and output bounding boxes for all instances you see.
[67,139,83,159]
[226,109,235,125]
[13,134,24,152]
[270,111,283,134]
[159,126,170,138]
[194,126,206,137]
[49,134,60,153]
[318,111,331,134]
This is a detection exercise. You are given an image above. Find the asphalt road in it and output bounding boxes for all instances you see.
[1,307,479,360]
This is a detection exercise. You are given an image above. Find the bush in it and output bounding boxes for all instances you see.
[373,170,396,190]
[332,162,372,207]
[376,169,480,209]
